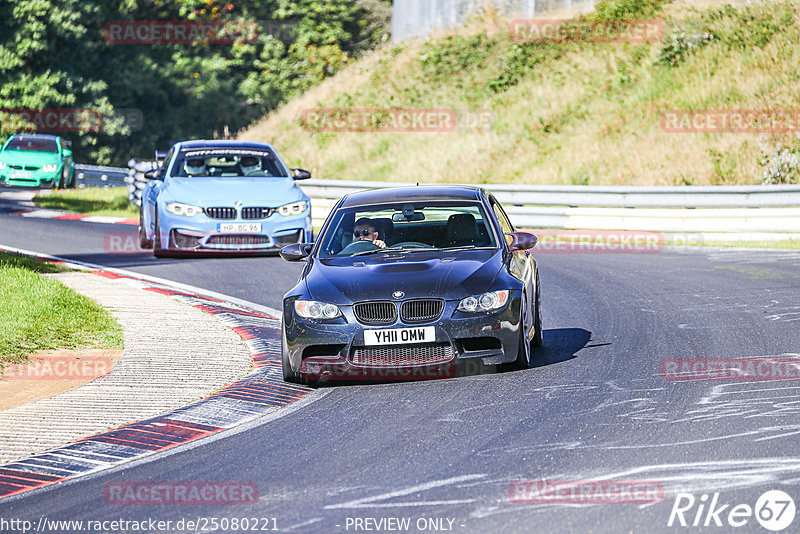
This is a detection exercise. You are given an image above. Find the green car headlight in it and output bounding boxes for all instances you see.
[165,202,203,217]
[278,201,308,216]
[41,164,59,173]
[0,161,6,170]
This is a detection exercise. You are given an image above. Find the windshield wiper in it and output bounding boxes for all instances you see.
[352,247,407,256]
[438,245,495,252]
[352,247,437,256]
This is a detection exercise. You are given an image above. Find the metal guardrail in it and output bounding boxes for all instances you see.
[74,164,128,188]
[300,179,800,208]
[299,179,800,234]
[78,164,800,235]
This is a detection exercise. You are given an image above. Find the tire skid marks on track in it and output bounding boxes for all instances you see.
[0,270,310,502]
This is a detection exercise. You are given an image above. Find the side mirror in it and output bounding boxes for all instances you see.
[291,168,312,180]
[144,168,164,180]
[62,148,72,157]
[280,243,313,262]
[506,232,538,252]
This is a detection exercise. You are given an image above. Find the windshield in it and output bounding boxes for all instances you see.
[5,137,58,153]
[318,201,498,259]
[173,147,288,178]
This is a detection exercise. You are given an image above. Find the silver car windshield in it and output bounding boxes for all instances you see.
[173,149,288,178]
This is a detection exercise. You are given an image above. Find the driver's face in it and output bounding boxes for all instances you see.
[354,226,378,241]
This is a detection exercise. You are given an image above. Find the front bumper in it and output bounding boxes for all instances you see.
[283,293,523,382]
[158,211,313,253]
[0,169,59,188]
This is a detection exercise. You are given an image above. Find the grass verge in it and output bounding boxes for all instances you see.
[0,252,123,367]
[33,187,138,218]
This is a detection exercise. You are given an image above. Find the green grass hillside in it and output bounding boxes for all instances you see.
[241,0,800,186]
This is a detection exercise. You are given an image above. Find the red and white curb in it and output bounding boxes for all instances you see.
[0,191,137,225]
[0,247,310,501]
[11,208,137,226]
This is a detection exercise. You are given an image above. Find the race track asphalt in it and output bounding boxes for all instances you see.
[2,203,800,533]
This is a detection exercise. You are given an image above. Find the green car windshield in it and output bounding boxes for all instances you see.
[5,138,58,153]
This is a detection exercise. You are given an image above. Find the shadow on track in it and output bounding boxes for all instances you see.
[531,327,592,368]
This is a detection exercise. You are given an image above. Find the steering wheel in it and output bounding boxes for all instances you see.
[340,240,381,255]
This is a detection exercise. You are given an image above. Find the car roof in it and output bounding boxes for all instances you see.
[176,139,277,151]
[339,185,486,208]
[9,134,59,140]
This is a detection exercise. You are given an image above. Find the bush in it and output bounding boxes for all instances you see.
[759,136,800,184]
[420,34,497,85]
[656,29,714,66]
[488,43,558,93]
[593,0,671,21]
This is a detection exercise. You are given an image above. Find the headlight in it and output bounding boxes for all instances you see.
[278,201,308,216]
[0,161,6,170]
[165,202,203,217]
[41,164,59,173]
[458,290,510,313]
[295,300,342,320]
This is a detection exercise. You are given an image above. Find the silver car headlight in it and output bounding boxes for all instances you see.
[278,201,308,216]
[0,161,8,170]
[165,202,203,217]
[458,290,510,313]
[41,164,59,173]
[295,300,342,320]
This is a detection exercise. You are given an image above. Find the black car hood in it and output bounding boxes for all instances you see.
[305,249,505,303]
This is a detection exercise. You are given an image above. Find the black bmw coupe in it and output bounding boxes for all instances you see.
[279,185,541,385]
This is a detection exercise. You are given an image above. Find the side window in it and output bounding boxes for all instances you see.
[163,148,175,174]
[490,196,514,234]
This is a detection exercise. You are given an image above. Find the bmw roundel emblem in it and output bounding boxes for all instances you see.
[393,291,405,299]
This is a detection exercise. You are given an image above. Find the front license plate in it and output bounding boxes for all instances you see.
[364,326,436,346]
[11,171,33,179]
[218,223,262,233]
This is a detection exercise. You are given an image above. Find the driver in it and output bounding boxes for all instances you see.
[183,158,207,177]
[353,218,387,249]
[240,155,263,176]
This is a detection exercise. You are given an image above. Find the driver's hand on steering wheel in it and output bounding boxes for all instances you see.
[374,239,387,249]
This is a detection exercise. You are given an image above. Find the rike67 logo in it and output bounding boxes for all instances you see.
[668,490,796,531]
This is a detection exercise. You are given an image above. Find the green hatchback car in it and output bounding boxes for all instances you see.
[0,134,75,188]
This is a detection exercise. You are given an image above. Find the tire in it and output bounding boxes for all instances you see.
[281,319,305,384]
[138,204,153,249]
[152,209,167,257]
[502,298,531,372]
[532,270,543,347]
[513,318,531,370]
